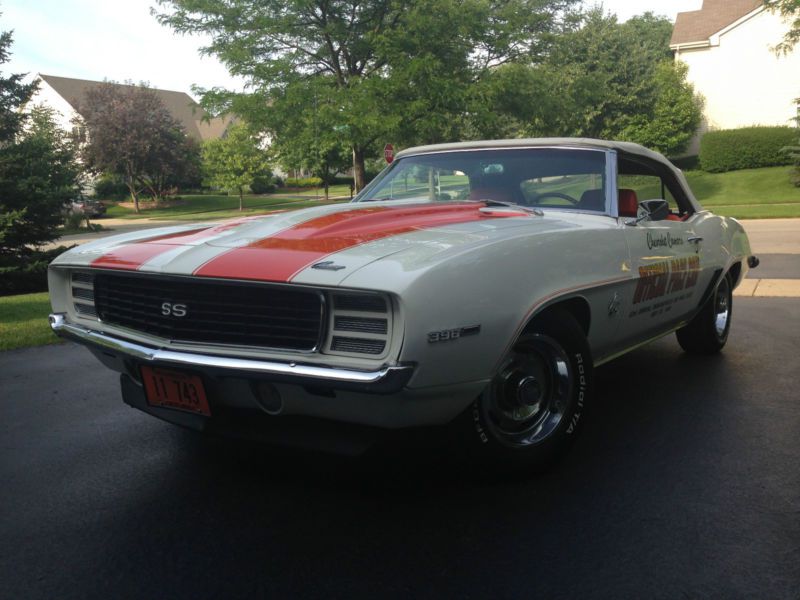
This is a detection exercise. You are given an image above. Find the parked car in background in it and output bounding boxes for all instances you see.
[47,138,758,471]
[69,198,107,218]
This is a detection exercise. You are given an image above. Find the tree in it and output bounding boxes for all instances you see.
[202,123,271,210]
[264,79,352,200]
[0,26,81,262]
[155,0,581,190]
[0,106,82,258]
[0,30,36,142]
[765,0,800,52]
[79,82,199,212]
[525,10,702,156]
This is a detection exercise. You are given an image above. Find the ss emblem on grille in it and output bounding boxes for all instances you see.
[161,302,187,317]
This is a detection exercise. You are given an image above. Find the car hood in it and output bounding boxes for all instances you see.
[52,201,575,286]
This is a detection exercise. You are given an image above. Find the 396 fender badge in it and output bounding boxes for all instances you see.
[428,325,481,343]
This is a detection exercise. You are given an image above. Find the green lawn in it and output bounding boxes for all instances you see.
[683,166,800,218]
[103,193,351,221]
[95,167,799,221]
[0,292,62,351]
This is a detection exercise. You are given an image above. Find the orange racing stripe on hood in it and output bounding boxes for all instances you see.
[193,203,524,282]
[89,218,260,270]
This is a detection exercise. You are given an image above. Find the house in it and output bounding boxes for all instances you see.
[29,74,234,142]
[671,0,800,154]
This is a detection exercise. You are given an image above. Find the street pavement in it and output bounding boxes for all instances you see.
[1,304,799,598]
[735,219,800,298]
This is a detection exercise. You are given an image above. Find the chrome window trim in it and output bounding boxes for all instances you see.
[606,149,619,217]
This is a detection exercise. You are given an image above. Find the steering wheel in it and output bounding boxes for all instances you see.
[534,191,580,205]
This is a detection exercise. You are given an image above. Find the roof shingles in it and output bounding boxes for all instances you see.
[671,0,763,46]
[39,74,231,141]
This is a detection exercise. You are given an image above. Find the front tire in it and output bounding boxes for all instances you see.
[676,272,733,355]
[467,308,592,472]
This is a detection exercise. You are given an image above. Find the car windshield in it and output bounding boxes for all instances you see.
[356,148,608,212]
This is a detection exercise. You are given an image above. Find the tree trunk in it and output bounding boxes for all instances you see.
[238,188,244,211]
[324,180,329,202]
[127,175,140,213]
[352,145,367,192]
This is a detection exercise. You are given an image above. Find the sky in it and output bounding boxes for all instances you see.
[2,0,705,99]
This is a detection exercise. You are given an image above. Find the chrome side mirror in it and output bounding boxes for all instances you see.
[625,199,670,226]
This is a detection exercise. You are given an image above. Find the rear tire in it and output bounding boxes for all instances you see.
[676,272,733,355]
[465,308,593,473]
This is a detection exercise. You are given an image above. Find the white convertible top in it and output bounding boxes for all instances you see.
[397,138,668,165]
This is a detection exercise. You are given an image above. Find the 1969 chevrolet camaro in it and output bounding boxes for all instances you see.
[48,139,759,469]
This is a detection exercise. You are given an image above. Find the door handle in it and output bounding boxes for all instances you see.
[687,236,703,244]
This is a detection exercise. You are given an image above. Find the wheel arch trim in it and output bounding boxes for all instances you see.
[494,276,628,373]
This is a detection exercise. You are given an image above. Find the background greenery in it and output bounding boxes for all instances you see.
[699,126,797,173]
[0,293,60,351]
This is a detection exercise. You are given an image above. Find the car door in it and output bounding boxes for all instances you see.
[616,161,705,347]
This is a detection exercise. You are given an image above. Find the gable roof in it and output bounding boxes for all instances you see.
[671,0,763,46]
[38,74,232,141]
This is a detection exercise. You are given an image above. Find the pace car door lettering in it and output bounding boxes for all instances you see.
[622,221,701,336]
[629,255,700,319]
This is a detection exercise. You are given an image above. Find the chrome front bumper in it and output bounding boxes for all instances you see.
[49,313,414,394]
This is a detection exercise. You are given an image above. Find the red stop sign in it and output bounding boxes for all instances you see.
[384,143,394,164]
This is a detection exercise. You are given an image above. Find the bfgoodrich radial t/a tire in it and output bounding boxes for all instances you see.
[676,272,733,355]
[468,308,593,472]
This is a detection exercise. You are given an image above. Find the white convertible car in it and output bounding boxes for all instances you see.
[49,139,758,468]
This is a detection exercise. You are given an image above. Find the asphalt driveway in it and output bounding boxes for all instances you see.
[1,296,798,599]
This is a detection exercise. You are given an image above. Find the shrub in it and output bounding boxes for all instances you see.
[284,177,323,188]
[699,126,797,172]
[670,155,700,171]
[0,246,73,296]
[249,175,277,194]
[64,211,87,230]
[783,120,800,187]
[92,174,129,199]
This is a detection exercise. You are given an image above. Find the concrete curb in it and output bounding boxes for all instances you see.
[734,279,800,298]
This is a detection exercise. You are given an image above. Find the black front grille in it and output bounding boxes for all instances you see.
[333,316,388,334]
[331,337,386,355]
[93,273,323,351]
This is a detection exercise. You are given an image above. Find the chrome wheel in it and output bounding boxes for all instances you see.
[676,271,734,354]
[482,334,573,447]
[714,275,732,339]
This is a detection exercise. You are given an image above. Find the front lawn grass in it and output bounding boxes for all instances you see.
[95,167,800,221]
[684,166,800,218]
[104,191,352,221]
[0,292,61,352]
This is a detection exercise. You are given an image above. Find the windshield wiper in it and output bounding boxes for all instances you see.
[470,198,544,216]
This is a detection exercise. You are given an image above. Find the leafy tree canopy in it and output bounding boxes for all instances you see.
[0,30,37,142]
[0,27,80,260]
[202,123,271,210]
[155,0,581,189]
[765,0,800,52]
[457,10,702,156]
[78,82,200,211]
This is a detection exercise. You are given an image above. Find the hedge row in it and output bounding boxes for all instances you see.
[0,247,73,296]
[699,126,797,173]
[284,177,324,188]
